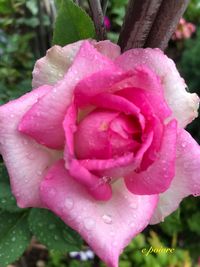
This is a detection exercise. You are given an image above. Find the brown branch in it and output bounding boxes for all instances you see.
[101,0,108,15]
[88,0,106,40]
[145,0,190,50]
[118,0,163,52]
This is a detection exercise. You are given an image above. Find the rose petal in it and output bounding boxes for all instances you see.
[125,120,177,195]
[117,87,164,169]
[32,41,83,88]
[40,160,158,267]
[68,159,112,201]
[90,93,140,116]
[99,131,153,179]
[74,70,132,108]
[150,128,200,224]
[94,40,121,60]
[73,110,119,159]
[115,48,199,127]
[0,86,60,208]
[32,40,121,89]
[19,41,121,149]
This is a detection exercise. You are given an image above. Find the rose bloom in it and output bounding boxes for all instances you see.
[172,18,196,40]
[0,40,200,267]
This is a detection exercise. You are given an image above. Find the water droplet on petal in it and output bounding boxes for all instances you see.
[64,197,74,210]
[181,142,186,148]
[102,214,112,224]
[130,201,138,209]
[84,217,95,230]
[129,221,135,227]
[37,170,42,175]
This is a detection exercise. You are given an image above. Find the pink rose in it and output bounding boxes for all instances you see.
[0,40,199,267]
[172,18,196,40]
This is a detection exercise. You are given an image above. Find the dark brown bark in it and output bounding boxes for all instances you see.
[145,0,190,50]
[118,0,163,51]
[88,0,106,40]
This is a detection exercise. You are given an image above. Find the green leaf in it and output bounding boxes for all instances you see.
[0,183,22,213]
[0,164,22,212]
[28,208,83,252]
[0,211,31,267]
[0,163,9,183]
[159,209,182,235]
[53,0,95,46]
[188,212,200,234]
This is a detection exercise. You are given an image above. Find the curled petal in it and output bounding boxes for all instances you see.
[32,40,121,89]
[115,48,199,127]
[151,128,200,224]
[32,41,83,88]
[125,120,177,195]
[19,41,120,149]
[0,86,60,208]
[40,160,158,267]
[94,40,121,60]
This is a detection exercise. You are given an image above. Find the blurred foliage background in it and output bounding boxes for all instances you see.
[0,0,200,267]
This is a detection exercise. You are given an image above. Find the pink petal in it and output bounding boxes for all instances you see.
[94,40,121,60]
[32,40,121,89]
[90,93,140,116]
[117,87,164,169]
[74,70,132,108]
[73,110,119,159]
[99,131,153,179]
[68,159,112,201]
[19,41,120,149]
[32,41,83,88]
[40,160,158,267]
[0,86,61,208]
[79,153,134,171]
[151,128,200,224]
[115,49,199,127]
[125,120,177,195]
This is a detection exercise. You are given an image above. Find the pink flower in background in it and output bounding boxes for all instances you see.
[0,40,200,267]
[172,18,196,40]
[104,16,111,30]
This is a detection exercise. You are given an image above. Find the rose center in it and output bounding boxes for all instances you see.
[74,109,141,160]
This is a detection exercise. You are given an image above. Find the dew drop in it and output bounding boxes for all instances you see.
[11,237,16,242]
[84,217,95,230]
[64,197,74,210]
[37,170,42,175]
[130,201,138,209]
[102,214,112,224]
[181,142,186,148]
[129,221,135,227]
[102,176,112,183]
